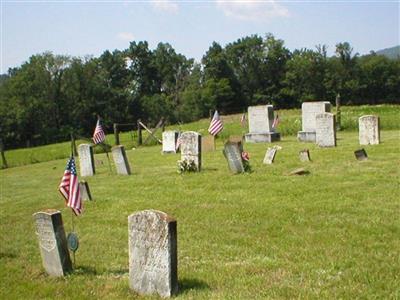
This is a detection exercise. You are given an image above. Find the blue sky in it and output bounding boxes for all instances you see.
[1,0,399,73]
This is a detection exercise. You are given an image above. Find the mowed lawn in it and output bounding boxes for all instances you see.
[1,127,399,299]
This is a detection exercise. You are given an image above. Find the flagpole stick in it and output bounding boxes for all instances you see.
[70,209,76,268]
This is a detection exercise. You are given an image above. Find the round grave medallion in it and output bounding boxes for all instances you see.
[67,232,79,252]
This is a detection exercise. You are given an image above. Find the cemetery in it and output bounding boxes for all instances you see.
[0,104,399,299]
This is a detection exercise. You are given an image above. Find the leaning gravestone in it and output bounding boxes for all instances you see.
[245,105,280,143]
[315,113,336,147]
[180,131,202,171]
[263,147,277,164]
[162,131,179,153]
[112,145,131,175]
[79,181,92,201]
[33,210,72,277]
[78,144,95,177]
[299,149,311,162]
[354,149,368,161]
[359,115,380,145]
[128,210,178,298]
[223,141,244,174]
[298,102,331,142]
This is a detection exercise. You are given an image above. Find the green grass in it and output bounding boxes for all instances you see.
[1,128,399,299]
[3,104,399,168]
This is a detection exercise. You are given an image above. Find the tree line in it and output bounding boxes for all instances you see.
[0,34,399,148]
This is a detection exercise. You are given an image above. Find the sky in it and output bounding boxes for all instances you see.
[1,0,399,73]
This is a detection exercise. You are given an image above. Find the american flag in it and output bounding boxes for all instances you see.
[93,119,105,144]
[208,110,223,136]
[272,114,280,129]
[240,113,246,127]
[59,156,82,216]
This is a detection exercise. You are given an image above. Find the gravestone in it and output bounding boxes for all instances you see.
[180,131,202,171]
[33,210,72,277]
[79,181,92,201]
[299,149,311,162]
[354,149,368,161]
[223,141,244,174]
[112,145,131,175]
[162,131,179,153]
[263,147,277,164]
[288,168,309,176]
[78,144,95,177]
[297,102,331,142]
[128,210,178,298]
[359,115,380,145]
[245,105,280,143]
[202,135,216,152]
[315,113,336,147]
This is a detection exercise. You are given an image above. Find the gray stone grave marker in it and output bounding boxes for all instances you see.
[33,210,72,277]
[263,147,277,164]
[112,145,131,175]
[297,102,331,142]
[245,105,280,143]
[223,141,245,174]
[162,131,179,153]
[299,149,311,162]
[180,131,202,171]
[315,113,336,147]
[78,144,95,177]
[354,149,368,161]
[79,181,92,201]
[359,115,380,145]
[128,210,178,298]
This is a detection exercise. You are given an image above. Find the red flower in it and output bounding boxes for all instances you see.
[241,151,250,161]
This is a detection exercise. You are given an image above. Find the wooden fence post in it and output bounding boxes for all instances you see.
[114,123,120,145]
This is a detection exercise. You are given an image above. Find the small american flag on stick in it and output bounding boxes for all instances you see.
[208,110,223,136]
[59,156,82,216]
[93,118,105,144]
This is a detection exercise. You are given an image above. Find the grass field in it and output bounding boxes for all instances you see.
[1,119,399,298]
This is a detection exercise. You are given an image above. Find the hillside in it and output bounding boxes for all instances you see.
[376,45,400,59]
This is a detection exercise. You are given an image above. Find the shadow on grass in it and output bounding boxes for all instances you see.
[202,167,218,172]
[0,252,17,259]
[179,278,210,295]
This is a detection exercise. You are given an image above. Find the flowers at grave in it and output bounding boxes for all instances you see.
[241,151,251,173]
[177,159,197,174]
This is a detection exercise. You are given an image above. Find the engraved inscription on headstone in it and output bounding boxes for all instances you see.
[112,145,131,175]
[299,149,311,162]
[263,147,277,164]
[354,149,368,161]
[128,210,178,298]
[315,113,336,147]
[297,102,331,142]
[78,144,95,177]
[180,131,202,171]
[33,210,72,277]
[223,142,244,173]
[245,105,280,143]
[79,181,92,201]
[359,115,380,145]
[162,131,179,153]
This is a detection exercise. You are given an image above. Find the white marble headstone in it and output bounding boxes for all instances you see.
[78,144,95,177]
[112,145,131,175]
[315,113,336,147]
[248,105,275,133]
[302,102,331,132]
[180,131,202,171]
[359,115,380,145]
[162,131,179,153]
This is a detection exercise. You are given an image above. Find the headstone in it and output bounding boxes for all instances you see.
[79,181,92,201]
[201,135,216,152]
[297,101,331,142]
[33,210,72,277]
[78,144,95,177]
[180,131,202,171]
[359,115,380,145]
[223,141,244,174]
[315,113,336,147]
[128,210,178,298]
[263,147,277,164]
[288,168,309,176]
[112,145,131,175]
[299,149,311,162]
[162,131,179,153]
[245,105,280,143]
[354,149,368,161]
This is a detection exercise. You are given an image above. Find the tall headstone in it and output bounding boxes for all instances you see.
[128,210,178,298]
[162,131,179,153]
[78,144,95,177]
[359,115,380,145]
[315,113,336,147]
[180,131,202,171]
[33,210,72,277]
[245,105,280,143]
[79,181,92,201]
[223,141,244,174]
[112,145,131,175]
[298,102,331,142]
[263,147,277,164]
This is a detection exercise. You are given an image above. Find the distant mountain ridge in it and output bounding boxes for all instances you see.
[375,46,400,59]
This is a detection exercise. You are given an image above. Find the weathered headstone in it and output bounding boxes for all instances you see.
[78,144,95,177]
[128,210,178,298]
[245,105,280,143]
[315,113,336,147]
[299,149,311,162]
[112,145,131,175]
[263,147,277,164]
[201,135,216,152]
[359,115,380,145]
[79,181,92,201]
[354,149,368,161]
[180,131,202,171]
[288,168,309,176]
[33,210,72,277]
[162,131,179,153]
[223,141,244,173]
[297,102,331,142]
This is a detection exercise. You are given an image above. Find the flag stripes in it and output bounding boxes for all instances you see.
[208,110,223,136]
[59,157,82,216]
[93,119,105,144]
